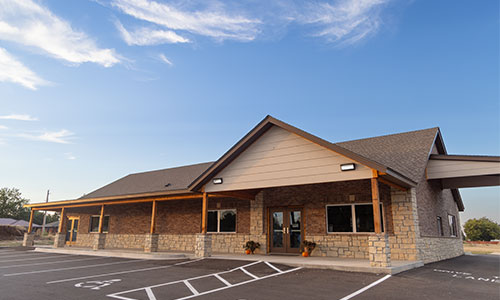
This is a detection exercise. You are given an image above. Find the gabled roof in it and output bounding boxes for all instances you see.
[80,162,214,200]
[337,127,440,183]
[189,115,417,191]
[0,218,40,227]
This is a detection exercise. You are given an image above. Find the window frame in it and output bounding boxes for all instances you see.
[448,214,457,237]
[437,216,444,236]
[207,209,237,233]
[326,203,385,234]
[89,215,110,233]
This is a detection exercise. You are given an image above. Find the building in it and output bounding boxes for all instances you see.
[24,116,500,267]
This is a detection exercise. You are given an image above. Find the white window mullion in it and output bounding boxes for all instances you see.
[217,210,221,233]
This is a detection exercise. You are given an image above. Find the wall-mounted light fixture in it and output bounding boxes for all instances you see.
[213,178,223,184]
[340,163,355,171]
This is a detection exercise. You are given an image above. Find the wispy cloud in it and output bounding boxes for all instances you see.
[296,0,389,45]
[19,129,75,144]
[64,152,77,160]
[158,53,173,66]
[0,48,47,90]
[0,114,38,121]
[115,21,190,45]
[0,0,120,67]
[111,0,261,42]
[0,125,7,130]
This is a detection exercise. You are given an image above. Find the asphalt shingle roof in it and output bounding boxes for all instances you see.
[337,127,439,183]
[80,162,214,199]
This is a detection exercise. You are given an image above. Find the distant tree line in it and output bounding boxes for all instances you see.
[464,217,500,241]
[0,187,59,225]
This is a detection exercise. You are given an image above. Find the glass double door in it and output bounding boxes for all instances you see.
[65,217,79,245]
[269,207,303,254]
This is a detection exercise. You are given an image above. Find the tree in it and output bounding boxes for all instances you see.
[0,188,29,220]
[464,217,500,241]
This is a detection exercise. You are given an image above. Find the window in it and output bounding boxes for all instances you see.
[207,209,236,233]
[437,216,443,236]
[90,215,109,233]
[448,215,457,237]
[327,204,384,233]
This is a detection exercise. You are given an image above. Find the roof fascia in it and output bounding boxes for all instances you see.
[189,115,397,191]
[430,154,500,162]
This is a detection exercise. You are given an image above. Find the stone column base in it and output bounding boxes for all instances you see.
[92,233,106,251]
[23,233,35,247]
[195,234,212,258]
[144,233,159,252]
[54,233,66,248]
[369,234,391,267]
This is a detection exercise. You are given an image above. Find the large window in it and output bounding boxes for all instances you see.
[327,204,384,233]
[207,209,236,233]
[90,215,109,233]
[448,214,457,237]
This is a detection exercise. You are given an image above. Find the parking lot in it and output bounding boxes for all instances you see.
[0,248,498,300]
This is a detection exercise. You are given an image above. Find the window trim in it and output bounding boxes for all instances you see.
[326,203,385,234]
[207,209,237,233]
[89,215,110,233]
[448,214,457,237]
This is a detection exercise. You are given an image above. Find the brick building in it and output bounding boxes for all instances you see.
[24,116,500,267]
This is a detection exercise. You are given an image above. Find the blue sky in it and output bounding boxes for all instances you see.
[0,0,498,224]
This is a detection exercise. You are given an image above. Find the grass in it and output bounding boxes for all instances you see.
[0,235,55,247]
[463,242,500,255]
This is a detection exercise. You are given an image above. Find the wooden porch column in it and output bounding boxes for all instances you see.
[150,200,157,234]
[201,192,208,234]
[371,170,382,234]
[58,207,65,233]
[98,205,105,233]
[28,209,34,233]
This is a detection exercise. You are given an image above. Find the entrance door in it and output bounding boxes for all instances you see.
[65,217,79,245]
[269,207,303,254]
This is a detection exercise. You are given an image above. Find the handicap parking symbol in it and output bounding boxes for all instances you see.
[75,279,122,290]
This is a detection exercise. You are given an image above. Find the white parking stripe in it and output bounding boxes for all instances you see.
[0,252,44,259]
[213,274,231,286]
[338,275,392,300]
[107,261,302,300]
[0,256,109,269]
[46,258,204,284]
[4,259,145,277]
[240,267,259,279]
[0,254,78,263]
[145,288,157,300]
[183,280,199,295]
[264,261,283,273]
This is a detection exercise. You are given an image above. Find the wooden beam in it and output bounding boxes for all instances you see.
[378,177,407,192]
[208,191,256,201]
[201,192,208,234]
[98,205,105,233]
[28,194,205,210]
[150,200,157,234]
[58,207,65,233]
[28,209,34,234]
[371,171,382,234]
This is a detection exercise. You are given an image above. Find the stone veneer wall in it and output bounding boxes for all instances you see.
[389,189,420,261]
[307,235,370,259]
[158,234,197,252]
[73,233,93,248]
[105,234,145,250]
[417,237,464,263]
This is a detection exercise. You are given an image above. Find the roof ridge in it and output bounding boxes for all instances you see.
[336,127,439,145]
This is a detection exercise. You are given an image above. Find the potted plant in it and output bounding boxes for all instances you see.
[243,240,261,254]
[300,240,316,257]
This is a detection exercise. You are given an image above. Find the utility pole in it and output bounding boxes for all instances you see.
[41,189,49,235]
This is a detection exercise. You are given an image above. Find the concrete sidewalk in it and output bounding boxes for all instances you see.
[34,246,423,274]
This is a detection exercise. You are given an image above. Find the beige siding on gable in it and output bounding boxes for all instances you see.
[205,126,372,192]
[427,159,500,179]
